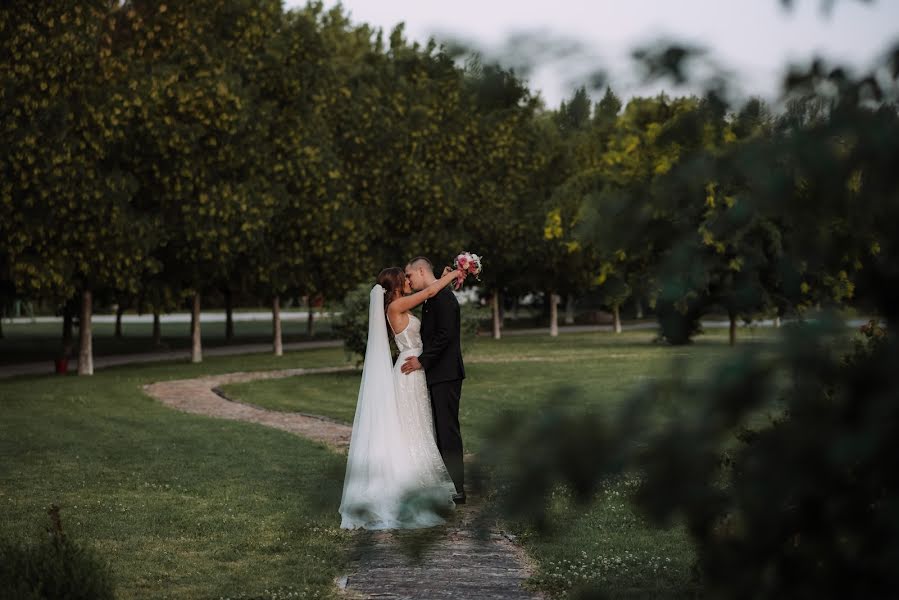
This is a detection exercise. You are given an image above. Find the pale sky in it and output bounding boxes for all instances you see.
[284,0,899,107]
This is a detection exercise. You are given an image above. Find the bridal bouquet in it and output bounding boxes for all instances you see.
[453,251,482,290]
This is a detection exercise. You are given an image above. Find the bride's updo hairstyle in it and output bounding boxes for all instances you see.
[377,267,405,309]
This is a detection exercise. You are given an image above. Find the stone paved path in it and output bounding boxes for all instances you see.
[143,366,355,451]
[339,508,539,600]
[142,367,542,600]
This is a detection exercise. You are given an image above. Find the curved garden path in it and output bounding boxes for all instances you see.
[143,366,542,600]
[143,367,356,451]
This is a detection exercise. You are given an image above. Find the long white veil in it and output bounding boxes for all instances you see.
[339,285,409,528]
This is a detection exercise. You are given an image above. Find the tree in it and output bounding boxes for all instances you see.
[555,85,591,134]
[530,89,608,337]
[593,86,622,130]
[696,179,787,345]
[462,61,542,339]
[578,94,708,340]
[118,0,282,363]
[596,272,631,333]
[0,248,15,341]
[1,1,161,374]
[237,4,344,356]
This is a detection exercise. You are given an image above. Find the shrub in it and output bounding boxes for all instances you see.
[484,315,899,599]
[460,302,488,353]
[333,283,374,363]
[0,505,116,600]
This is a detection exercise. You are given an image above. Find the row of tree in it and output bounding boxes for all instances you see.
[1,1,543,372]
[2,1,894,374]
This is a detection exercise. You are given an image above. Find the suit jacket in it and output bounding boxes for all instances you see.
[418,286,465,386]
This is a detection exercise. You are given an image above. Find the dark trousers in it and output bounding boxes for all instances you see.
[429,379,464,493]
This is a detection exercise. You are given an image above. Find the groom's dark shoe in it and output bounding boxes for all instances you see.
[452,491,466,505]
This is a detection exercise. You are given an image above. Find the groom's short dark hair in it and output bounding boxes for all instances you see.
[408,256,434,274]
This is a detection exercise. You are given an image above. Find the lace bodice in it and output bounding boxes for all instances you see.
[393,313,423,353]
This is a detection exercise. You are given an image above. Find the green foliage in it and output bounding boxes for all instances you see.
[3,0,894,371]
[117,0,280,293]
[333,283,375,363]
[477,24,899,600]
[597,274,631,310]
[0,507,115,600]
[461,62,546,302]
[474,317,899,598]
[593,86,623,129]
[460,302,489,353]
[0,1,160,303]
[634,316,899,599]
[556,86,592,133]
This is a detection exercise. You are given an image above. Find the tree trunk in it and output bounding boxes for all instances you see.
[635,296,644,320]
[613,304,622,334]
[114,304,124,339]
[191,292,202,363]
[306,297,315,337]
[774,315,782,328]
[549,292,559,337]
[62,308,74,355]
[564,294,575,325]
[224,288,234,342]
[729,311,737,347]
[152,309,162,346]
[78,289,93,375]
[273,295,283,356]
[492,290,502,340]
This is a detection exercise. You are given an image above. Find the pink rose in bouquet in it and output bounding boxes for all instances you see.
[452,252,482,290]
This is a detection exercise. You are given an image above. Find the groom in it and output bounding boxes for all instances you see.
[401,256,466,504]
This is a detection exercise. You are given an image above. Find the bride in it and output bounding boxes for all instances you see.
[339,265,463,530]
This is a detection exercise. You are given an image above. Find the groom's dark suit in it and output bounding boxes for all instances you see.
[418,285,465,494]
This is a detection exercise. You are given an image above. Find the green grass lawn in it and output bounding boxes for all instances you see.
[2,328,782,599]
[222,329,782,598]
[223,330,779,452]
[0,348,354,599]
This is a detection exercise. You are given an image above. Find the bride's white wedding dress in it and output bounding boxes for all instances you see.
[339,285,456,530]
